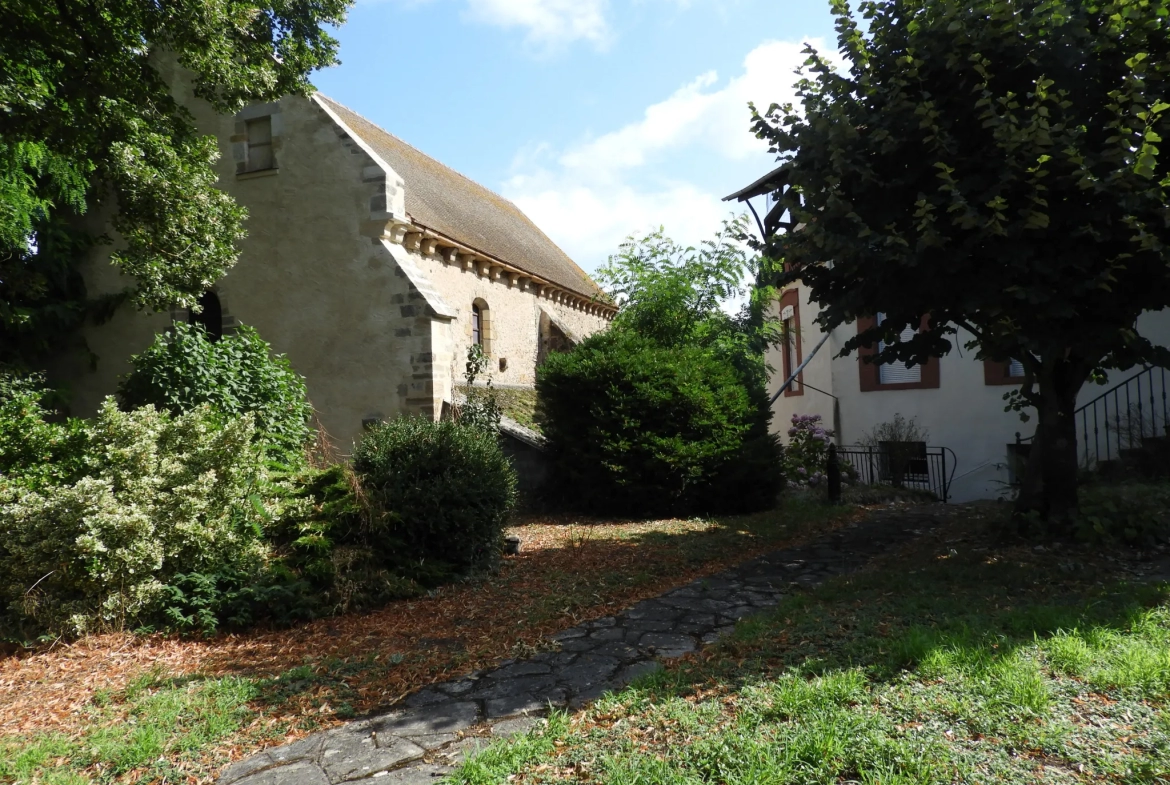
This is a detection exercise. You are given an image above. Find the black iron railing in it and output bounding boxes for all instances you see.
[1075,365,1169,469]
[836,445,955,502]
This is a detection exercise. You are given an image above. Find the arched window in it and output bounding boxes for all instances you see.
[470,299,491,355]
[189,290,223,342]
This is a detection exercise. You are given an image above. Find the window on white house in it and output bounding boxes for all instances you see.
[877,312,921,384]
[781,303,800,393]
[245,116,274,172]
[1008,358,1025,377]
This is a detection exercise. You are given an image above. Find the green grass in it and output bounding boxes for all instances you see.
[0,665,339,784]
[0,671,263,784]
[0,496,853,784]
[447,527,1170,784]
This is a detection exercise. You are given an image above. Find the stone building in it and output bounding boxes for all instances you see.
[56,80,615,452]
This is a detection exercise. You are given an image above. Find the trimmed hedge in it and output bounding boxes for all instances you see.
[536,330,782,516]
[353,417,517,571]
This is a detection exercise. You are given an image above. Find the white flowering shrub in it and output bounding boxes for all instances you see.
[0,399,279,637]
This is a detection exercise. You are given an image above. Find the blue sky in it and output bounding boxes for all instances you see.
[312,0,841,275]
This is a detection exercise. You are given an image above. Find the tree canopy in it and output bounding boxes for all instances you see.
[0,0,350,367]
[752,0,1170,523]
[596,215,777,390]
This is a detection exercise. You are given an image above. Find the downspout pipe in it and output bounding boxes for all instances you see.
[770,330,832,406]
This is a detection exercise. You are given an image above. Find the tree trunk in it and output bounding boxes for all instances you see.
[1014,365,1085,532]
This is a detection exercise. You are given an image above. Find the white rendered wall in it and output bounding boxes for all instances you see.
[768,283,1170,501]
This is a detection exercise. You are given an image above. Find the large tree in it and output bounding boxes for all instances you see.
[752,0,1170,526]
[0,0,349,367]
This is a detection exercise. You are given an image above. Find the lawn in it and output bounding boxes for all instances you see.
[0,496,852,784]
[450,510,1170,784]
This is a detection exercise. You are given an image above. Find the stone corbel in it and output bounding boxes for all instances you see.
[477,261,492,278]
[458,253,477,272]
[441,247,460,265]
[404,232,423,252]
[489,265,504,281]
[507,272,521,288]
[420,238,438,256]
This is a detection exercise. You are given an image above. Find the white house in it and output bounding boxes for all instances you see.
[726,174,1170,502]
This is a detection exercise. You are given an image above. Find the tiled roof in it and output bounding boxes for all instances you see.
[317,95,605,301]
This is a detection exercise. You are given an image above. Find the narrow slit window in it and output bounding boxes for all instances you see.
[246,116,274,172]
[471,304,482,346]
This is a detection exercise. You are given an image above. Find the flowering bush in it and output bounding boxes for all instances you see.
[783,413,835,488]
[0,399,288,638]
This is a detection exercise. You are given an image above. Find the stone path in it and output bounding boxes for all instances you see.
[219,507,943,785]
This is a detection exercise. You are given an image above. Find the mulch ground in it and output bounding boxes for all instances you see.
[0,506,862,765]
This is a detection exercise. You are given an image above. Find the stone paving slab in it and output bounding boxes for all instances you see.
[218,508,940,785]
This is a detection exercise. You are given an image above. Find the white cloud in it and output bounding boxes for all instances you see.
[503,38,823,272]
[464,0,609,48]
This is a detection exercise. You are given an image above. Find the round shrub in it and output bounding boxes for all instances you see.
[117,322,313,464]
[536,330,783,516]
[352,417,517,571]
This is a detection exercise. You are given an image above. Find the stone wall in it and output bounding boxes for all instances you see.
[50,58,611,456]
[54,70,436,454]
[414,254,610,393]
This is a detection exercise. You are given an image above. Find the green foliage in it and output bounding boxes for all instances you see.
[539,221,782,517]
[0,400,278,639]
[538,330,781,516]
[456,344,503,434]
[353,417,518,572]
[1076,481,1170,544]
[597,216,777,390]
[0,0,349,365]
[750,0,1170,520]
[0,368,86,490]
[117,323,313,464]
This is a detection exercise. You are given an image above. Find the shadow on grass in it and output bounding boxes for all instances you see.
[451,517,1170,785]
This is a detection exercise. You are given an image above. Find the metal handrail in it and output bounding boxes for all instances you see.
[1071,364,1169,469]
[1078,365,1155,411]
[835,444,953,502]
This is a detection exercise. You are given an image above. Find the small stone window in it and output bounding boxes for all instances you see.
[471,299,492,356]
[245,116,275,172]
[189,290,223,342]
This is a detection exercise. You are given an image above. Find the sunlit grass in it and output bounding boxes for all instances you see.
[448,526,1170,785]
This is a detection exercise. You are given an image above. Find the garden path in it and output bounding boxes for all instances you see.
[218,505,945,785]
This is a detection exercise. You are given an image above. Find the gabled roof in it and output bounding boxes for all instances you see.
[317,95,604,301]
